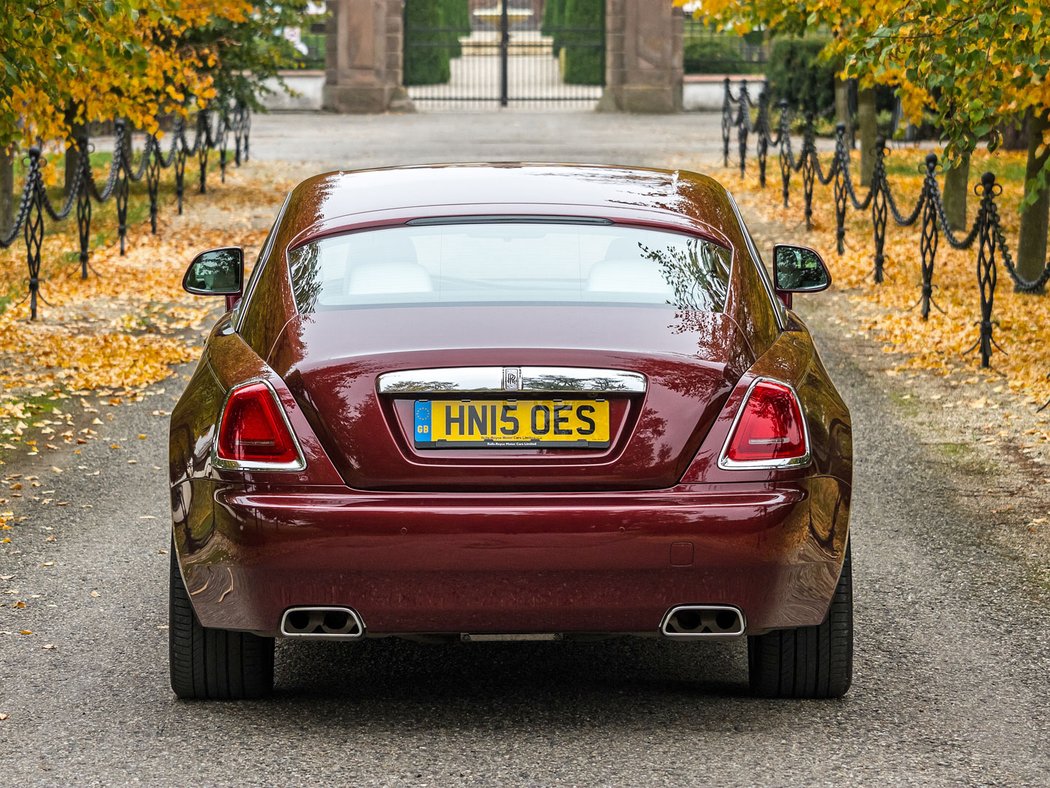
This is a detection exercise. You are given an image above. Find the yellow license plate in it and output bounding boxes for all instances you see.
[414,399,610,448]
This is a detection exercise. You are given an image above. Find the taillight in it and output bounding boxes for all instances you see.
[214,381,305,470]
[719,378,810,469]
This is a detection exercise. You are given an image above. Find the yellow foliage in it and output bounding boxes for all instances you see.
[0,0,252,148]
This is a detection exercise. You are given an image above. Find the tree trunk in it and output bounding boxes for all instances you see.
[64,122,86,197]
[942,151,971,232]
[857,87,877,187]
[1000,114,1028,151]
[0,147,13,235]
[834,78,853,148]
[1016,109,1049,289]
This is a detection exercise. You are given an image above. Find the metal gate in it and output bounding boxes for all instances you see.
[404,0,605,110]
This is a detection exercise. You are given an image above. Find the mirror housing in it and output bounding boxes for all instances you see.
[183,247,244,311]
[772,244,831,308]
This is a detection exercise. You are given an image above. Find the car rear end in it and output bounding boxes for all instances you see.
[171,214,851,644]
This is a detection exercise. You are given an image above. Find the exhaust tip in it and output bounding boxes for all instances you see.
[660,605,745,638]
[280,606,365,640]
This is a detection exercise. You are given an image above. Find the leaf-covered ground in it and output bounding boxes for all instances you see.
[0,161,297,464]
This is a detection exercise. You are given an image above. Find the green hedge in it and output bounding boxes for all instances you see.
[542,0,565,55]
[765,37,838,114]
[683,36,765,75]
[403,2,451,85]
[444,0,470,58]
[447,0,471,34]
[561,0,604,85]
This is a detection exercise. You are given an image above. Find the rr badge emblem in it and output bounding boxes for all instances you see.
[502,367,522,391]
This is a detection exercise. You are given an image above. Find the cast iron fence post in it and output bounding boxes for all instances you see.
[218,110,229,184]
[971,172,1002,367]
[76,144,93,278]
[198,110,210,195]
[756,86,770,188]
[871,138,888,283]
[736,80,750,178]
[174,118,187,215]
[801,114,816,231]
[0,101,250,319]
[114,120,129,255]
[777,99,791,208]
[24,147,44,320]
[146,135,161,234]
[499,0,509,107]
[833,124,848,254]
[722,77,732,169]
[918,153,940,319]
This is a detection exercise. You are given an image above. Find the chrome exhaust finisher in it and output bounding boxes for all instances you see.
[279,606,365,639]
[660,605,746,638]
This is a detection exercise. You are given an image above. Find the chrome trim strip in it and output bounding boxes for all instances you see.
[377,366,647,394]
[716,376,812,471]
[726,191,787,331]
[210,378,308,473]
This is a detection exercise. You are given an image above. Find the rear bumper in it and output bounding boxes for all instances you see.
[175,480,850,637]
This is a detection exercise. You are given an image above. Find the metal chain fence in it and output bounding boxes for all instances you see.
[0,103,251,320]
[722,79,1050,372]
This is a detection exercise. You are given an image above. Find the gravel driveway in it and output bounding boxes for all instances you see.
[0,112,1046,786]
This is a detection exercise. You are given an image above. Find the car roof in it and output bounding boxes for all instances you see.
[279,163,735,245]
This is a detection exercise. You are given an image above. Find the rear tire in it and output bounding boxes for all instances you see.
[169,544,274,700]
[747,542,853,698]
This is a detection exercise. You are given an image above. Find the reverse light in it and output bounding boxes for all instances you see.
[719,378,810,470]
[214,381,305,471]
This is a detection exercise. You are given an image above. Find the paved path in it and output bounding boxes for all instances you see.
[0,112,1047,786]
[245,110,728,171]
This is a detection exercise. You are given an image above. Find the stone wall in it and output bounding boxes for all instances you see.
[599,0,683,113]
[322,0,412,113]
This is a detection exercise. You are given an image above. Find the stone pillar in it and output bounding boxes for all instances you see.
[599,0,683,113]
[323,0,413,113]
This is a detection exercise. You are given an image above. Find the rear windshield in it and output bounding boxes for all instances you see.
[287,222,731,313]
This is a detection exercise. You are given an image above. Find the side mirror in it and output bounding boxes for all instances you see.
[183,247,243,311]
[772,244,831,308]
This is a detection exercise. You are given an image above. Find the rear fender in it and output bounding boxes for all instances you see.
[170,321,343,493]
[680,317,853,489]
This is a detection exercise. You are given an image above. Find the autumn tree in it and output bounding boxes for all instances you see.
[0,0,311,224]
[179,0,312,111]
[829,0,1049,286]
[676,0,1049,286]
[0,1,253,148]
[0,0,234,223]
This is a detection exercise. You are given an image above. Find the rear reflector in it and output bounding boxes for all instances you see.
[215,381,304,470]
[719,378,810,469]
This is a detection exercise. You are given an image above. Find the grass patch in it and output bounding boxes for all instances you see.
[929,441,996,476]
[888,390,921,417]
[883,155,1027,184]
[12,150,114,182]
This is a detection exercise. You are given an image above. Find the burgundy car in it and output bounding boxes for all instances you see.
[169,164,853,700]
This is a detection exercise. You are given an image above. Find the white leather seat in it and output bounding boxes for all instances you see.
[586,260,668,295]
[346,262,433,295]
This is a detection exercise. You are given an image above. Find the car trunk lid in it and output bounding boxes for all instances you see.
[269,305,752,491]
